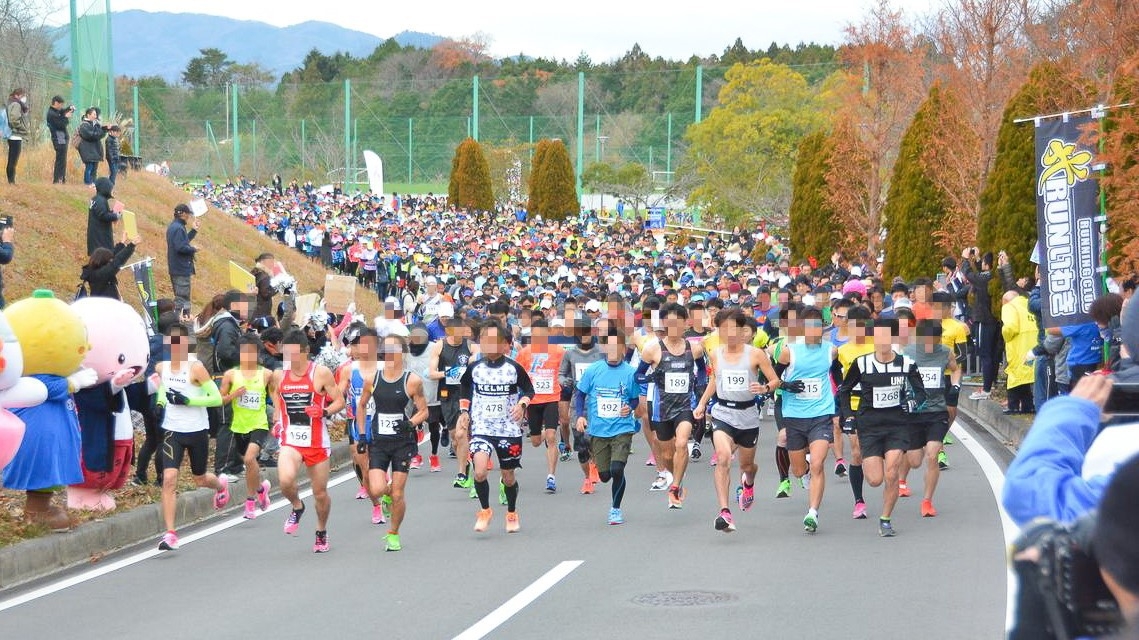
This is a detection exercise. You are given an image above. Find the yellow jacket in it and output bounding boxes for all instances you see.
[1001,294,1038,389]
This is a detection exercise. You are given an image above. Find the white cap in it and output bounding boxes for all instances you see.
[893,298,913,310]
[802,294,816,307]
[384,296,401,311]
[829,291,844,301]
[584,300,602,313]
[424,276,438,285]
[437,302,455,317]
[539,299,553,310]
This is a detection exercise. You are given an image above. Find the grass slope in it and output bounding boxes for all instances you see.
[0,167,379,320]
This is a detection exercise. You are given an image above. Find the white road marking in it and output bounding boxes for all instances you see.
[452,561,583,640]
[949,420,1019,631]
[0,470,357,612]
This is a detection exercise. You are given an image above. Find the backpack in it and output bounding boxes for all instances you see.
[0,107,10,139]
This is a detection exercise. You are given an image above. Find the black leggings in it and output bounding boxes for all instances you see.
[6,139,21,184]
[597,460,627,508]
[428,420,442,455]
[976,322,1001,393]
[128,383,162,482]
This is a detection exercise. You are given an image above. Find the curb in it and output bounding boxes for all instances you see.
[957,384,1033,454]
[0,442,353,591]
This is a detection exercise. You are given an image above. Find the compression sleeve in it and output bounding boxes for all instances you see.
[573,389,586,417]
[187,378,223,407]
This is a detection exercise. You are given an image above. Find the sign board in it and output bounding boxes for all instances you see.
[323,275,356,314]
[121,210,138,240]
[294,293,321,321]
[190,198,208,217]
[228,261,256,294]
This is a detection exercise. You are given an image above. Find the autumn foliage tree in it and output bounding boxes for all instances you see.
[447,138,495,211]
[528,138,579,220]
[788,131,839,263]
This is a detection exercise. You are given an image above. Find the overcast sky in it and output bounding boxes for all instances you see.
[56,0,938,62]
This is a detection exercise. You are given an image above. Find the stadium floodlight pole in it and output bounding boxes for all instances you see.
[105,0,115,116]
[666,113,672,174]
[344,78,351,191]
[301,119,306,176]
[69,0,80,110]
[595,114,601,162]
[472,75,479,142]
[408,117,413,184]
[695,65,703,124]
[132,85,139,156]
[576,71,584,198]
[529,115,534,165]
[231,83,239,175]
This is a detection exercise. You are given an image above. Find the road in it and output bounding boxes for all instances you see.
[0,417,1011,639]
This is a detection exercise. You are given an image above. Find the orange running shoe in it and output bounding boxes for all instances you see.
[921,499,938,517]
[505,511,520,533]
[581,478,594,494]
[588,462,601,484]
[474,508,493,532]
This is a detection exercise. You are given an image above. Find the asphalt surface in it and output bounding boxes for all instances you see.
[0,416,1009,639]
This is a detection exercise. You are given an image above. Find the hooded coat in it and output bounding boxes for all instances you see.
[86,177,118,255]
[1001,293,1038,390]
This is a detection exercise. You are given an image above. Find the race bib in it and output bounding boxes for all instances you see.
[445,366,466,386]
[918,367,942,389]
[483,399,508,419]
[722,371,749,393]
[664,372,690,394]
[237,390,262,410]
[597,397,622,419]
[872,386,901,409]
[533,372,554,395]
[574,362,591,382]
[284,425,311,446]
[374,413,404,436]
[800,378,823,401]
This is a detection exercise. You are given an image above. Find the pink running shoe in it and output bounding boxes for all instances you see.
[355,485,368,500]
[372,504,385,525]
[214,476,231,509]
[737,482,755,512]
[243,499,256,520]
[852,501,868,520]
[158,530,179,551]
[284,507,304,535]
[313,531,329,553]
[256,480,271,511]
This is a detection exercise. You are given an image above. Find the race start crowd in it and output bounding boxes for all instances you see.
[133,177,1132,553]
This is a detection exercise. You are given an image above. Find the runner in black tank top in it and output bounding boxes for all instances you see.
[430,317,477,487]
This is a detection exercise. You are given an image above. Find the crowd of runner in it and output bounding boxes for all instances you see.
[141,177,1125,553]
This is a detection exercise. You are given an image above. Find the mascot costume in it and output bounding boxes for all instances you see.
[67,297,150,510]
[0,309,49,470]
[3,290,97,531]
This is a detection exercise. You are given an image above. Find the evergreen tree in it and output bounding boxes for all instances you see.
[529,139,578,220]
[788,131,838,263]
[447,138,495,211]
[883,84,951,281]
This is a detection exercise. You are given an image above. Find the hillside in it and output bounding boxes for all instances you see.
[50,10,444,81]
[0,151,380,322]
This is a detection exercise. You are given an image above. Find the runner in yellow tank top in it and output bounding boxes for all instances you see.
[220,334,276,520]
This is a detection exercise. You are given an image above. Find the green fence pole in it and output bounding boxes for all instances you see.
[301,119,306,177]
[104,0,115,115]
[408,117,413,184]
[69,0,81,109]
[344,79,352,190]
[666,113,672,175]
[472,75,479,142]
[352,118,358,192]
[131,85,139,156]
[695,65,703,124]
[528,115,534,166]
[231,84,239,175]
[595,114,601,162]
[576,71,584,198]
[251,119,257,180]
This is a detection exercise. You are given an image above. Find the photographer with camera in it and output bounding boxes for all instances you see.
[77,107,107,185]
[46,97,74,184]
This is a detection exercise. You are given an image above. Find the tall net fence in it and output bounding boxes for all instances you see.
[72,0,114,114]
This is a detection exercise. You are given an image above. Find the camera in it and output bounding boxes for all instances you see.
[1104,381,1139,417]
[0,215,13,229]
[1010,515,1123,639]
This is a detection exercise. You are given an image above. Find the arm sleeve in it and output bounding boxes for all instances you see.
[558,355,573,390]
[187,378,223,407]
[906,361,927,409]
[634,358,651,384]
[458,363,474,405]
[1001,396,1109,526]
[573,389,586,416]
[839,359,862,419]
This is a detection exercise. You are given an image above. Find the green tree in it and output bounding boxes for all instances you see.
[882,84,952,281]
[529,138,578,220]
[528,139,553,214]
[978,62,1093,276]
[682,60,825,225]
[788,130,838,263]
[182,48,235,88]
[447,138,495,211]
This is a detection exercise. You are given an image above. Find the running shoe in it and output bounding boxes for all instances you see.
[448,446,457,459]
[608,508,624,525]
[737,482,755,512]
[968,390,990,401]
[581,478,595,494]
[355,485,368,500]
[898,480,911,498]
[469,484,478,499]
[588,463,601,484]
[878,519,896,537]
[284,507,304,535]
[921,499,938,518]
[430,455,442,472]
[546,475,557,494]
[834,458,847,478]
[381,495,393,521]
[499,481,508,506]
[667,485,685,509]
[474,508,493,532]
[943,433,955,445]
[505,511,521,533]
[385,532,401,552]
[715,510,736,533]
[417,429,426,444]
[800,473,810,490]
[440,429,450,448]
[214,476,230,509]
[650,472,669,492]
[243,498,256,520]
[645,454,656,467]
[938,451,950,470]
[558,442,571,462]
[709,453,717,467]
[409,454,423,471]
[256,480,271,511]
[690,441,701,460]
[158,530,179,551]
[852,500,868,520]
[776,479,792,499]
[453,473,473,489]
[803,512,818,533]
[313,531,330,553]
[372,504,385,525]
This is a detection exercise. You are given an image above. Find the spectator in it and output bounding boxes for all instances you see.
[80,231,138,300]
[961,248,1001,400]
[86,177,120,254]
[105,124,122,186]
[166,203,199,314]
[77,107,107,185]
[1001,289,1037,414]
[206,290,245,478]
[45,96,73,184]
[250,252,275,322]
[0,225,13,308]
[5,88,29,184]
[1090,455,1139,630]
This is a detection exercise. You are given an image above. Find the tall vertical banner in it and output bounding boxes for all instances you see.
[130,259,159,336]
[1034,115,1104,329]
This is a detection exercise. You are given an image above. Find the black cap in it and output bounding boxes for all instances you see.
[174,203,192,217]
